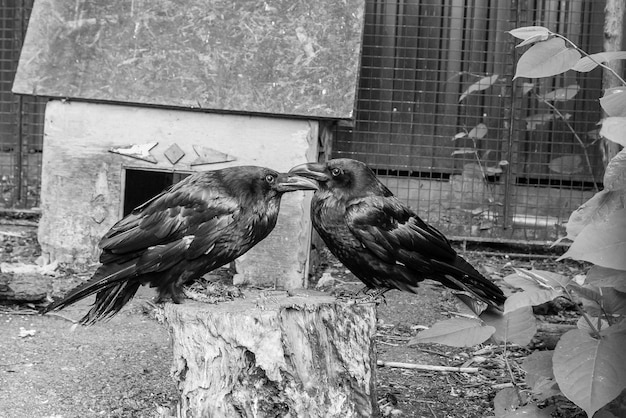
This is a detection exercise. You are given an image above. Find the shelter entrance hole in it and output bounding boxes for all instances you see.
[123,169,189,216]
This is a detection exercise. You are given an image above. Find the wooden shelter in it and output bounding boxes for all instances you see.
[12,0,366,288]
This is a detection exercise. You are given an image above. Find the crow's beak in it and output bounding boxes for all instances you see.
[288,162,330,182]
[275,172,319,192]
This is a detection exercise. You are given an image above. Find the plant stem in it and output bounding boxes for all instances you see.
[598,289,614,327]
[554,33,626,85]
[563,286,601,338]
[502,323,524,405]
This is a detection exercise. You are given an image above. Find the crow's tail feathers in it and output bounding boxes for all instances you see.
[432,255,506,314]
[78,281,142,325]
[42,263,140,325]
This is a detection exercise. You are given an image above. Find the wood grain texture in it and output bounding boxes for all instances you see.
[13,0,365,119]
[165,289,378,418]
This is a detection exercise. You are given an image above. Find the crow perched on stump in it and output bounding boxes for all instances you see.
[43,166,318,325]
[289,158,505,313]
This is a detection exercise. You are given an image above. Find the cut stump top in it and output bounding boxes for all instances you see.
[164,288,379,418]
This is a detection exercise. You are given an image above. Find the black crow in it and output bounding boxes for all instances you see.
[289,158,505,313]
[43,166,318,324]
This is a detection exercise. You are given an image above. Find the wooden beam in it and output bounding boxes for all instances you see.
[603,0,625,164]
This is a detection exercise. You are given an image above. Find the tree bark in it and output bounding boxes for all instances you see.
[164,289,378,418]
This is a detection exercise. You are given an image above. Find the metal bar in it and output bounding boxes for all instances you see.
[502,0,520,231]
[13,3,25,208]
[460,250,564,260]
[602,0,624,163]
[449,235,568,248]
[14,97,23,207]
[336,0,603,246]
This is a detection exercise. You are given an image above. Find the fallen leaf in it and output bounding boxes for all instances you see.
[408,317,494,347]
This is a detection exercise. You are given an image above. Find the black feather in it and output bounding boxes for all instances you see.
[291,158,506,312]
[43,166,317,324]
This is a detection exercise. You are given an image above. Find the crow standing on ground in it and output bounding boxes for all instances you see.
[289,158,505,313]
[43,166,318,325]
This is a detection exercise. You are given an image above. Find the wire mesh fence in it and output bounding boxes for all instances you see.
[0,0,611,242]
[335,0,605,243]
[0,1,45,210]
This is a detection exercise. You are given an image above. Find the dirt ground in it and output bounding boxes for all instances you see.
[0,217,587,418]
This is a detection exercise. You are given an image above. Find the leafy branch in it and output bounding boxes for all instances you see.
[551,32,626,85]
[531,91,599,191]
[413,26,626,418]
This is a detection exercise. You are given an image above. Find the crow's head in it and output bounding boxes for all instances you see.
[218,166,318,204]
[289,158,392,200]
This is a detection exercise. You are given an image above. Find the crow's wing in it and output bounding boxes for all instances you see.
[345,195,504,309]
[345,195,457,266]
[99,181,240,264]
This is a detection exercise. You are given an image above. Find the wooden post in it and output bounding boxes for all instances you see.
[603,0,625,163]
[164,290,378,418]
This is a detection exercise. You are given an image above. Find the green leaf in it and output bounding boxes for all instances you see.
[563,189,626,241]
[574,284,626,321]
[493,387,525,416]
[577,316,610,334]
[481,306,537,346]
[600,88,626,117]
[600,117,626,147]
[594,410,620,418]
[538,84,579,102]
[523,350,555,388]
[585,266,626,293]
[451,148,478,156]
[504,273,545,292]
[483,166,503,175]
[524,112,557,130]
[504,289,562,313]
[558,209,626,270]
[549,155,583,174]
[514,37,581,79]
[592,368,626,418]
[468,123,488,139]
[599,288,626,317]
[573,51,626,72]
[575,285,608,318]
[502,403,555,417]
[453,124,488,141]
[522,82,534,95]
[459,75,499,102]
[508,26,552,46]
[531,377,561,402]
[513,268,571,289]
[407,317,495,347]
[604,149,626,191]
[553,328,626,417]
[569,283,602,303]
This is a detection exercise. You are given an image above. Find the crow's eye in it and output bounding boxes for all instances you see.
[265,174,276,184]
[331,168,342,177]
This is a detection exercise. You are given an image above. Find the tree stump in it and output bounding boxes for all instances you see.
[164,289,378,418]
